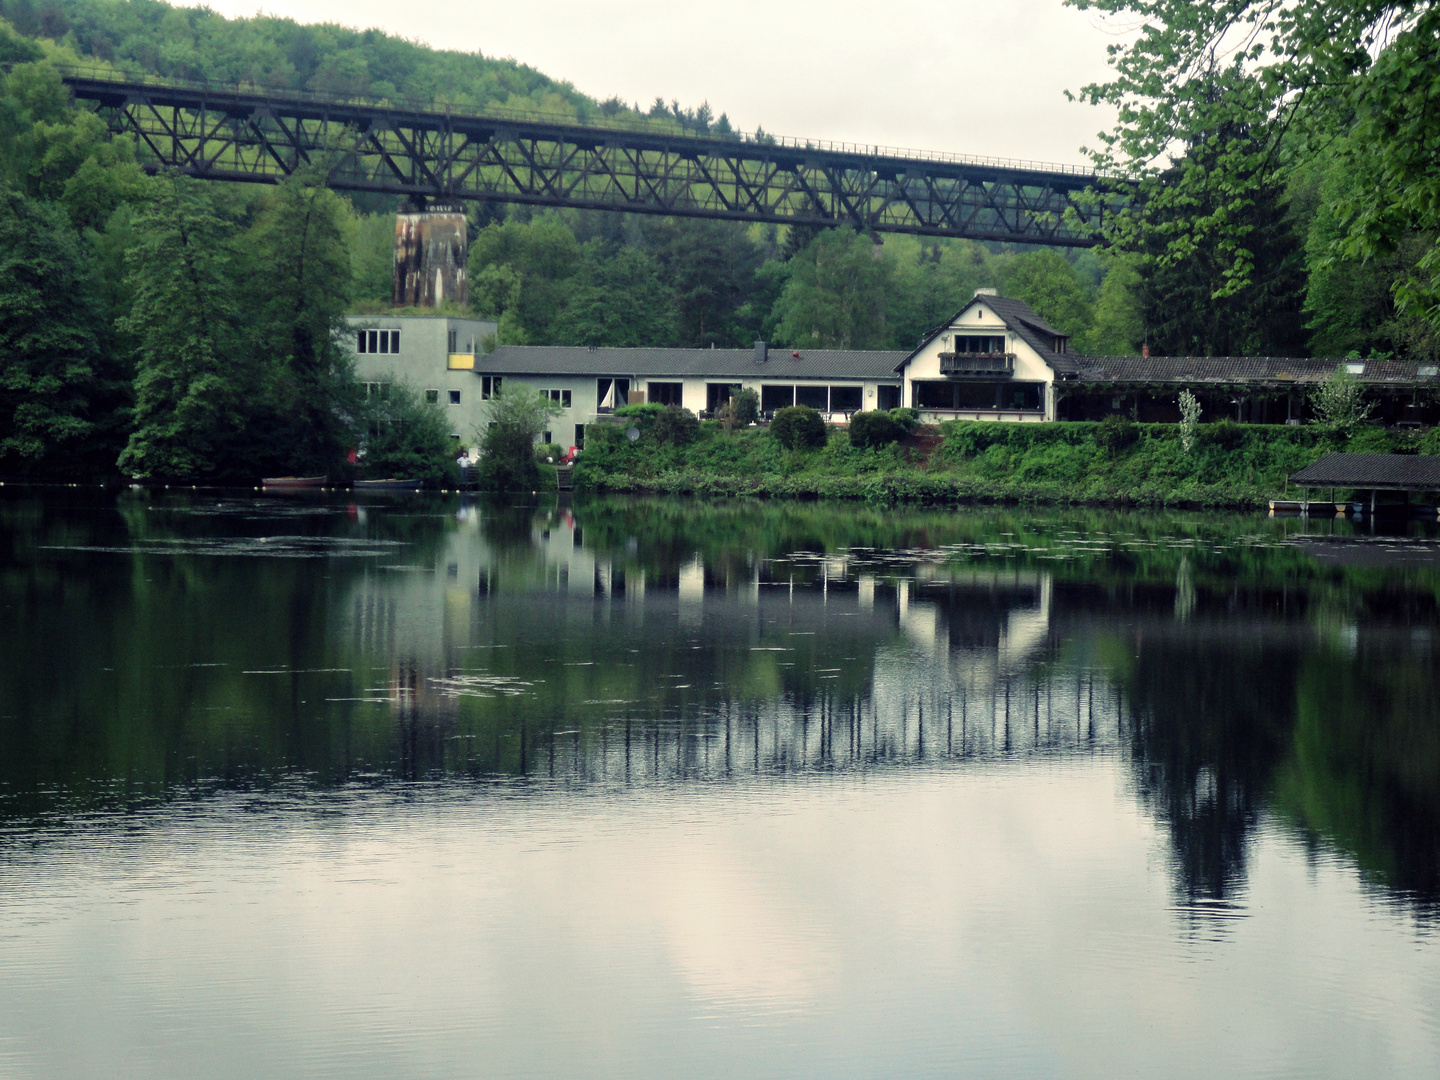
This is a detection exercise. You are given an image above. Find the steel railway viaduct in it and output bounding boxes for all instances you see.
[62,68,1118,248]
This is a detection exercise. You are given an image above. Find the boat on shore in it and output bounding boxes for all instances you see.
[261,475,326,489]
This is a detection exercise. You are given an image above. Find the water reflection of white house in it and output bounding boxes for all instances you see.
[340,506,1118,770]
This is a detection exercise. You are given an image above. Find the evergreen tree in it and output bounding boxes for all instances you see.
[550,242,679,347]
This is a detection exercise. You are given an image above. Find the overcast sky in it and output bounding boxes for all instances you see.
[190,0,1126,166]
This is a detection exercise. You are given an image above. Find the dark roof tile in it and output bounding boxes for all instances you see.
[481,345,907,381]
[1074,356,1429,385]
[1290,453,1440,489]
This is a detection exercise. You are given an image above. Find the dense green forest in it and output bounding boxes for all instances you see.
[0,0,1437,483]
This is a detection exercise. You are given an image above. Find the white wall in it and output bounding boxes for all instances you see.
[902,302,1056,423]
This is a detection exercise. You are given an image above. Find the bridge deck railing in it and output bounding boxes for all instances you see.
[50,61,1115,180]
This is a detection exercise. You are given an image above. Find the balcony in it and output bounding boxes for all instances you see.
[939,351,1014,376]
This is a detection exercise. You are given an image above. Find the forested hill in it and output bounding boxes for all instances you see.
[0,0,673,125]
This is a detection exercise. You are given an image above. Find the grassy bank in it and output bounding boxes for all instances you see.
[573,419,1440,508]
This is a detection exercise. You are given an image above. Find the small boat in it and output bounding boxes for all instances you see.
[353,478,425,491]
[262,475,326,489]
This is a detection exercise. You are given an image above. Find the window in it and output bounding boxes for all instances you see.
[574,424,585,448]
[877,384,901,410]
[481,376,502,399]
[597,378,629,411]
[764,384,863,414]
[1346,362,1365,375]
[795,384,828,410]
[761,385,795,412]
[952,335,1006,354]
[425,389,439,404]
[648,382,683,406]
[447,329,458,353]
[448,389,461,405]
[829,386,863,413]
[542,431,552,444]
[707,383,741,412]
[357,329,401,354]
[545,389,573,408]
[914,380,1043,411]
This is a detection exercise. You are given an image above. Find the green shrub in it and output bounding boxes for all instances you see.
[358,381,456,485]
[1095,415,1138,454]
[652,405,699,446]
[849,410,904,449]
[771,405,827,449]
[889,407,920,433]
[535,442,563,461]
[723,388,760,427]
[1199,419,1244,450]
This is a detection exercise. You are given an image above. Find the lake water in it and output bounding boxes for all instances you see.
[1,490,1438,1079]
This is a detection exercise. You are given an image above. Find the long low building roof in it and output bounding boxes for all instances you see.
[1290,453,1440,489]
[481,345,909,381]
[1074,355,1433,386]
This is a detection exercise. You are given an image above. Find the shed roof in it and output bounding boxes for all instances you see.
[1074,355,1431,386]
[1289,453,1440,490]
[481,345,908,381]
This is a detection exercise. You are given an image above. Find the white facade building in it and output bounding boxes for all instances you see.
[346,316,906,449]
[347,315,499,443]
[897,289,1079,423]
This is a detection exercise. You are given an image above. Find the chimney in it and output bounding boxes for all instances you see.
[1142,343,1150,358]
[754,340,768,364]
[393,202,468,308]
[974,287,998,297]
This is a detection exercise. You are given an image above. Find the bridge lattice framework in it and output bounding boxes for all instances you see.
[63,69,1118,246]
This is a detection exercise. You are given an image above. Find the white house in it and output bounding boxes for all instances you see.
[898,289,1080,423]
[346,315,907,449]
[475,342,907,447]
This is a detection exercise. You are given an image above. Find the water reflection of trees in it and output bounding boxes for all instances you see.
[2,490,1438,915]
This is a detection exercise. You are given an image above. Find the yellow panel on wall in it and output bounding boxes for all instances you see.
[447,353,475,370]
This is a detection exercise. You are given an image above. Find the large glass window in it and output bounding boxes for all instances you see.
[545,389,573,408]
[707,383,741,412]
[597,378,629,411]
[761,385,795,413]
[914,380,1044,411]
[648,382,683,406]
[877,384,901,410]
[829,386,863,413]
[795,384,828,410]
[481,376,502,399]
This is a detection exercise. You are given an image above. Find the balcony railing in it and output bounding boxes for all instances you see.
[939,352,1015,376]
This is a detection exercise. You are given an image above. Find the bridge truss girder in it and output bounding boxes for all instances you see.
[68,75,1115,247]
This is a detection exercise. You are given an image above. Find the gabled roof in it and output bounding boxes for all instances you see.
[1073,355,1430,386]
[481,345,907,381]
[900,293,1081,376]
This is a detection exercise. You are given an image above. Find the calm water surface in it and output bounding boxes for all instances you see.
[1,491,1438,1078]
